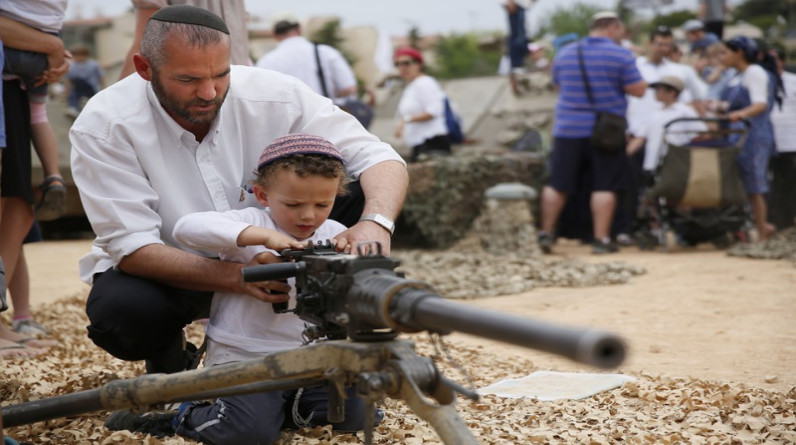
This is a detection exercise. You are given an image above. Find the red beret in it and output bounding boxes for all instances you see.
[393,47,423,64]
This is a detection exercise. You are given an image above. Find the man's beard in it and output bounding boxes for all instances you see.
[151,72,228,126]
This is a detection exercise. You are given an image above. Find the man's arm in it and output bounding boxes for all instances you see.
[334,160,408,255]
[119,244,291,302]
[0,16,66,78]
[624,80,648,98]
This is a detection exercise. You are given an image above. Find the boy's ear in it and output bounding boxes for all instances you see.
[253,184,269,207]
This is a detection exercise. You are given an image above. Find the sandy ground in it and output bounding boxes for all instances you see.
[19,238,795,393]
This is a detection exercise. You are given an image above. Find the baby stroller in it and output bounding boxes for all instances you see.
[637,117,754,251]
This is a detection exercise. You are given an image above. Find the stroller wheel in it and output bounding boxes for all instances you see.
[711,233,733,249]
[738,228,760,244]
[660,230,677,252]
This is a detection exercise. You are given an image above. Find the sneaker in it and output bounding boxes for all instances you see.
[592,238,619,254]
[104,408,178,437]
[12,318,48,337]
[537,231,554,254]
[616,233,634,246]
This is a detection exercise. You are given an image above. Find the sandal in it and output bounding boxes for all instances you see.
[36,175,67,221]
[0,339,45,359]
[17,336,59,348]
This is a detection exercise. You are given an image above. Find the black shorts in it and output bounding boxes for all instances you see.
[1,79,33,204]
[547,136,628,194]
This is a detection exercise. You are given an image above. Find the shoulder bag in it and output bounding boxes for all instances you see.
[576,42,627,153]
[314,43,374,129]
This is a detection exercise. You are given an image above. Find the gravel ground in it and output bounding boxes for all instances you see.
[3,239,794,444]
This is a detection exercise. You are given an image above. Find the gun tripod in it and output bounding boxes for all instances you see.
[2,339,481,444]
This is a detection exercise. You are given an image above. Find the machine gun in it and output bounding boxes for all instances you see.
[2,241,627,444]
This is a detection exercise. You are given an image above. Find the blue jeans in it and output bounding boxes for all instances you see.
[2,47,48,100]
[175,385,379,444]
[67,77,97,110]
[507,6,528,69]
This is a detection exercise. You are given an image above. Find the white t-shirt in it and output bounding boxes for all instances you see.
[726,64,769,105]
[172,207,346,365]
[70,65,404,283]
[642,102,708,171]
[255,36,357,105]
[397,75,448,147]
[0,0,67,33]
[771,71,796,153]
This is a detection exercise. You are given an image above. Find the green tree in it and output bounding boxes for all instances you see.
[731,0,790,34]
[545,3,605,38]
[433,33,503,79]
[310,19,357,66]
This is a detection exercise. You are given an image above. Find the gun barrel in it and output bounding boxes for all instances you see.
[242,262,305,282]
[409,297,625,368]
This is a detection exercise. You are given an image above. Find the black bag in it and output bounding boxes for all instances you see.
[341,98,374,129]
[314,43,374,129]
[577,43,627,153]
[591,111,628,153]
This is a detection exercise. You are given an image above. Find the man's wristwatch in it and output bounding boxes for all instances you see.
[359,213,395,235]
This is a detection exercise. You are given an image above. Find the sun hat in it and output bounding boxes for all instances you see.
[257,134,343,170]
[649,75,684,92]
[682,19,704,32]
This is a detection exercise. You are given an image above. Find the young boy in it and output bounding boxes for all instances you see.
[64,43,103,117]
[626,76,708,174]
[170,134,373,444]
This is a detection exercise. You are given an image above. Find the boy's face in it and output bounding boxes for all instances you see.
[253,169,339,240]
[654,85,676,104]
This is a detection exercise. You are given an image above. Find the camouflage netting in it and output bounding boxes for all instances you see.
[727,227,796,261]
[393,189,645,299]
[2,297,794,445]
[397,153,546,249]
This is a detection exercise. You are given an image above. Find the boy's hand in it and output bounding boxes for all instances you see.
[262,232,306,252]
[238,251,292,303]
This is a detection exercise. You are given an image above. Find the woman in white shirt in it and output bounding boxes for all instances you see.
[393,47,451,162]
[717,36,777,240]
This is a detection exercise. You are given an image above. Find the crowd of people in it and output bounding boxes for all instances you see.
[536,10,795,254]
[1,1,794,443]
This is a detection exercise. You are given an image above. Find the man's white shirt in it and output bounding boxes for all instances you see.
[255,36,357,105]
[70,65,404,283]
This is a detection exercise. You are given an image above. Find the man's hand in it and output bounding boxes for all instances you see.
[394,120,405,138]
[334,220,392,256]
[237,251,292,303]
[35,51,71,86]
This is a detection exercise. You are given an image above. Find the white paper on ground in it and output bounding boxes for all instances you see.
[478,371,637,401]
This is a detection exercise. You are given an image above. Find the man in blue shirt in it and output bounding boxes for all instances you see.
[682,19,720,57]
[538,11,646,254]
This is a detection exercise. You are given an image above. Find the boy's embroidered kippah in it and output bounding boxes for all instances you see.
[150,5,230,35]
[258,134,343,169]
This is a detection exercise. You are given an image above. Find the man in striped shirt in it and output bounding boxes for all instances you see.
[538,11,646,254]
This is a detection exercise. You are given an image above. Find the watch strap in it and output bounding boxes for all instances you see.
[359,213,395,235]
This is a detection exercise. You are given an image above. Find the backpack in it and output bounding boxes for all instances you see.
[443,97,464,144]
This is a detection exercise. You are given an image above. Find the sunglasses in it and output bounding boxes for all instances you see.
[394,60,416,67]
